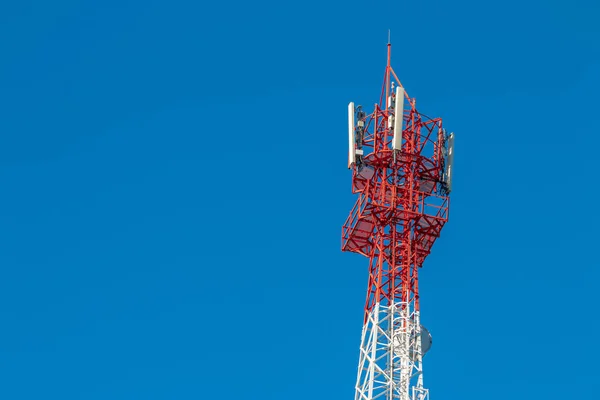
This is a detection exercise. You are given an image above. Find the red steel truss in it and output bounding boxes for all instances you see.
[342,43,450,320]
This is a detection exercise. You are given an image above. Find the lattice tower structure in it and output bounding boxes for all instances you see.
[342,43,453,400]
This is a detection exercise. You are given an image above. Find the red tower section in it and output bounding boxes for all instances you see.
[342,43,451,316]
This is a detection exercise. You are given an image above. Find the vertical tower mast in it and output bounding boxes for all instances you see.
[342,43,453,400]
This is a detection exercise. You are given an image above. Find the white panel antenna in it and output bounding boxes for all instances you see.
[348,102,356,168]
[392,87,404,150]
[387,96,393,129]
[445,132,454,192]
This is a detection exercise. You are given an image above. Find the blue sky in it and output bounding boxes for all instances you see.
[0,0,599,399]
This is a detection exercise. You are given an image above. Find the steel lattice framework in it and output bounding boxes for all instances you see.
[342,43,453,400]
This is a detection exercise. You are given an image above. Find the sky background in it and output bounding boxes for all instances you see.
[0,0,599,399]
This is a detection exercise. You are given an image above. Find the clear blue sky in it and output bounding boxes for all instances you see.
[0,1,598,399]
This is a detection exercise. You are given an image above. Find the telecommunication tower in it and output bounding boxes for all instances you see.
[342,41,454,400]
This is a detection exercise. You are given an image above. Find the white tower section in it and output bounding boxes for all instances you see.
[354,296,429,400]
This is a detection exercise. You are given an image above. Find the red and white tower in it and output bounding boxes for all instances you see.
[342,42,454,400]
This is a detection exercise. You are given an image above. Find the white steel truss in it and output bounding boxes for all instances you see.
[354,302,428,400]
